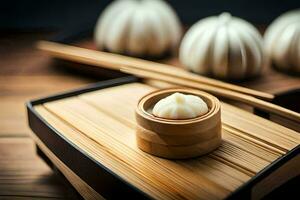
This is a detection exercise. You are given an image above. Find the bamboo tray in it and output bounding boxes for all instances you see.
[27,76,300,200]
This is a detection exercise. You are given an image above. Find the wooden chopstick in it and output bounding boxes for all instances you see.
[37,40,299,122]
[121,67,300,123]
[36,41,274,100]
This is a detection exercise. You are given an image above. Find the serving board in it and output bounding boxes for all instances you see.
[27,76,300,200]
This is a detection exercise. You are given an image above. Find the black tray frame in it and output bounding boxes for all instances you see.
[27,76,299,200]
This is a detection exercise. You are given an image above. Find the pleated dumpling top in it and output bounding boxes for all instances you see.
[264,9,300,73]
[152,93,209,120]
[180,13,264,80]
[95,0,181,57]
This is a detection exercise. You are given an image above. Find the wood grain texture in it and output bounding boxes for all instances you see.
[33,82,300,200]
[0,138,70,199]
[0,33,98,199]
[31,133,104,200]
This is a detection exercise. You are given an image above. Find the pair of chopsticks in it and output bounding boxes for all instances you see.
[36,41,300,123]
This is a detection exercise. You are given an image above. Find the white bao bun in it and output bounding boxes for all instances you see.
[264,9,300,73]
[180,13,264,80]
[94,0,181,57]
[152,92,208,120]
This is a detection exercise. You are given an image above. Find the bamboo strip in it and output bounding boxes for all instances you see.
[221,131,280,162]
[214,143,269,172]
[221,103,300,141]
[37,41,273,100]
[208,154,255,177]
[221,113,298,151]
[176,157,251,191]
[222,128,283,158]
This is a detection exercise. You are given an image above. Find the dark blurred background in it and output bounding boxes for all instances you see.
[1,0,299,31]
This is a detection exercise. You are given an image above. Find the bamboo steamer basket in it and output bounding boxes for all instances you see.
[135,88,222,159]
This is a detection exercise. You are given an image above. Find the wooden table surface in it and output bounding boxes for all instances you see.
[0,32,100,199]
[1,32,299,199]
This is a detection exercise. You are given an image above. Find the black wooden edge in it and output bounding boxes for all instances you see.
[226,144,300,200]
[48,20,94,44]
[27,76,152,200]
[36,146,84,200]
[28,76,139,106]
[254,88,300,120]
[26,75,299,199]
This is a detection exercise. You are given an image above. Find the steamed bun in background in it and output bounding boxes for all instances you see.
[179,13,265,80]
[264,9,300,73]
[94,0,182,57]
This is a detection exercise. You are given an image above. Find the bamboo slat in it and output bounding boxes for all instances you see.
[33,83,300,200]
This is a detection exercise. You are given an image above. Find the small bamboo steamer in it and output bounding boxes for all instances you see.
[135,88,222,159]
